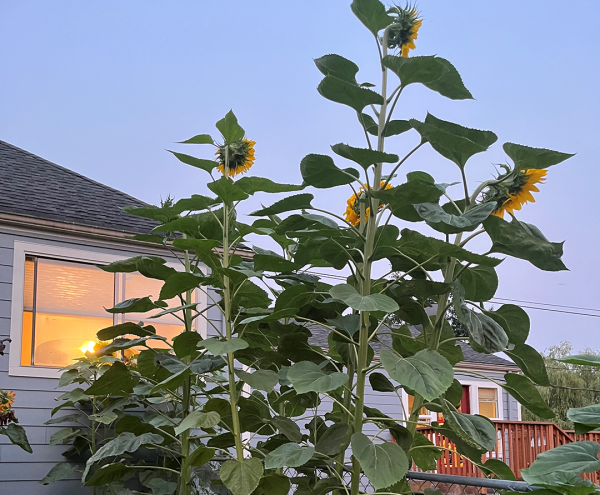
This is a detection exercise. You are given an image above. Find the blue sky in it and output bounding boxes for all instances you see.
[2,1,599,352]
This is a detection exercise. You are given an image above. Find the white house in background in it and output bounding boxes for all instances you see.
[0,140,520,493]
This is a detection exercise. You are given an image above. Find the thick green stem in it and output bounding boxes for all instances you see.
[179,244,193,495]
[350,28,391,495]
[223,147,245,461]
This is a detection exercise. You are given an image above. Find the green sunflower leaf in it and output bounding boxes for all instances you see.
[502,373,554,419]
[484,216,567,271]
[253,474,291,495]
[287,361,348,394]
[300,153,360,188]
[174,411,221,435]
[350,0,393,36]
[331,143,398,170]
[249,193,314,216]
[235,177,304,195]
[557,355,600,367]
[382,55,473,100]
[97,321,156,341]
[380,349,454,401]
[86,362,138,396]
[410,114,497,169]
[520,441,600,481]
[0,424,32,453]
[174,195,221,213]
[458,265,498,302]
[483,304,530,345]
[200,337,249,355]
[315,54,359,83]
[505,343,550,386]
[372,180,443,221]
[207,176,249,204]
[396,229,502,267]
[567,404,600,435]
[265,443,315,469]
[220,458,264,495]
[461,306,509,353]
[168,150,216,173]
[329,284,399,312]
[178,134,214,145]
[503,142,575,170]
[40,463,76,485]
[235,369,279,392]
[318,75,383,112]
[85,463,131,487]
[360,113,411,137]
[216,110,245,144]
[414,201,496,234]
[159,272,203,300]
[351,433,408,490]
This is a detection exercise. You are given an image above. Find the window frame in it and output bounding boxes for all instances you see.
[10,241,208,378]
[459,379,504,420]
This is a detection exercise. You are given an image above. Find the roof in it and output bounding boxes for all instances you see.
[306,323,518,370]
[0,140,158,235]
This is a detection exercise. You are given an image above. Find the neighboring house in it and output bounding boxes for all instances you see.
[0,141,521,491]
[0,140,223,493]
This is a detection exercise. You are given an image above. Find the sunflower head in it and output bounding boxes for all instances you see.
[387,4,422,57]
[344,181,393,227]
[483,168,547,218]
[0,390,15,414]
[216,139,256,177]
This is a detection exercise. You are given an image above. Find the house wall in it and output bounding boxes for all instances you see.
[0,225,218,493]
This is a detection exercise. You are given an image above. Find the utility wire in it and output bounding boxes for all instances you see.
[491,296,600,314]
[490,301,600,319]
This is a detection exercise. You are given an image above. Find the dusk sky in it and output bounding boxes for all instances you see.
[2,1,599,352]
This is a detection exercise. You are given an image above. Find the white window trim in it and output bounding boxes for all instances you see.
[400,389,438,424]
[9,241,208,379]
[459,379,504,420]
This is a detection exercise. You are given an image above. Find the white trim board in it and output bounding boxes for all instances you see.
[9,240,208,379]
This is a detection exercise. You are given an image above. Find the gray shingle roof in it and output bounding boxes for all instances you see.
[0,140,158,234]
[306,323,517,369]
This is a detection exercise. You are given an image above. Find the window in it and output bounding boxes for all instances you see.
[478,387,499,418]
[11,242,206,375]
[407,394,437,426]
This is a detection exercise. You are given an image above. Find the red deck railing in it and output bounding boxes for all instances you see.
[416,421,599,483]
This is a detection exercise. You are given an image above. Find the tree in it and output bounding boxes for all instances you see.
[522,342,600,430]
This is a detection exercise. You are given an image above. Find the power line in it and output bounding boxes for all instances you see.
[491,296,600,314]
[490,301,600,319]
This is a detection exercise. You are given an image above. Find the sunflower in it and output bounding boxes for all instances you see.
[486,169,547,218]
[388,5,422,58]
[344,181,393,226]
[216,139,256,177]
[0,390,15,413]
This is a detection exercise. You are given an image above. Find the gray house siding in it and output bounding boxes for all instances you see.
[0,226,208,493]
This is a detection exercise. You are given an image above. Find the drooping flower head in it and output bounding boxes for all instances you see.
[344,181,393,226]
[484,168,547,218]
[387,4,422,58]
[216,139,256,177]
[0,390,15,414]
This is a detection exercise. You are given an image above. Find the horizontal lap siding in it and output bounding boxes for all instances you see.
[0,228,209,493]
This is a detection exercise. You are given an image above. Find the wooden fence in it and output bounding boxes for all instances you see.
[417,421,599,483]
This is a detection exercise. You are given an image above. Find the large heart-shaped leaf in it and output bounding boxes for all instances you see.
[567,404,600,435]
[557,355,600,367]
[380,349,454,401]
[351,433,408,490]
[40,463,76,485]
[315,424,353,456]
[235,369,279,392]
[411,114,497,169]
[315,54,359,83]
[502,373,554,419]
[459,265,498,303]
[331,143,398,170]
[235,177,304,195]
[0,424,32,453]
[439,407,497,451]
[503,143,574,170]
[200,338,249,355]
[174,411,221,435]
[350,0,393,35]
[505,343,549,386]
[461,306,509,353]
[220,458,264,495]
[382,55,473,100]
[169,150,216,173]
[216,110,245,143]
[178,133,214,145]
[484,216,567,272]
[287,361,348,394]
[300,154,360,189]
[83,432,164,480]
[264,443,314,469]
[97,321,156,341]
[329,284,399,312]
[249,194,314,216]
[483,304,530,345]
[159,272,202,300]
[521,441,600,482]
[86,362,138,396]
[318,75,383,112]
[208,177,249,204]
[414,202,496,235]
